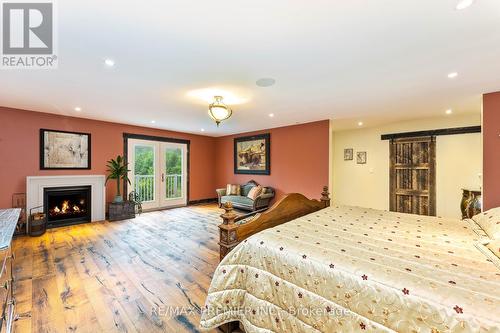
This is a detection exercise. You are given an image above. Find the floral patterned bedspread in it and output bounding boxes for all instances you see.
[200,205,500,332]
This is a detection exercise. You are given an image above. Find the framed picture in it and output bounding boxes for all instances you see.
[344,148,353,161]
[357,151,367,164]
[40,129,91,169]
[234,133,270,175]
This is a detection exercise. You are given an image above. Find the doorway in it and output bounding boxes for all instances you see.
[125,134,189,210]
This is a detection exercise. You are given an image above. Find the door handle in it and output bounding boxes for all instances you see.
[161,173,164,182]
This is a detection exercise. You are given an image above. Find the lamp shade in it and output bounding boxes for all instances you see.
[208,96,232,126]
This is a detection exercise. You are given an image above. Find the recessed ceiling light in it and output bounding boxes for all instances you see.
[104,58,115,67]
[74,107,82,112]
[456,0,474,10]
[151,120,156,124]
[446,109,453,115]
[256,78,276,87]
[201,128,205,132]
[358,121,364,126]
[269,113,275,117]
[447,72,458,79]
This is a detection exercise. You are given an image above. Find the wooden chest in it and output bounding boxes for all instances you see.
[108,201,136,221]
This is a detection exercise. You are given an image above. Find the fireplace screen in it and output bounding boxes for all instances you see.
[44,186,91,226]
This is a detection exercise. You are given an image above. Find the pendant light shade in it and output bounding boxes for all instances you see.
[208,96,232,127]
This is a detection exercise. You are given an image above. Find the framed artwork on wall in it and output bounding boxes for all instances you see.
[234,133,270,175]
[344,148,353,161]
[40,129,91,169]
[357,151,367,164]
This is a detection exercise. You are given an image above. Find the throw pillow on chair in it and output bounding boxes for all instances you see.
[226,184,241,196]
[247,185,263,200]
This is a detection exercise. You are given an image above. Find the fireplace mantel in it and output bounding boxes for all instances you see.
[26,175,106,225]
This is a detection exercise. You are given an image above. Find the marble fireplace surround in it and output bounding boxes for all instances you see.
[26,175,106,223]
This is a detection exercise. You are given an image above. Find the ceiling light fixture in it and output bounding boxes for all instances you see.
[151,120,156,124]
[208,96,232,127]
[358,121,364,126]
[74,107,82,112]
[446,109,453,115]
[104,58,115,67]
[269,113,274,117]
[201,128,205,132]
[447,72,458,79]
[456,0,474,10]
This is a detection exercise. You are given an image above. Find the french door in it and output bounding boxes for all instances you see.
[127,138,188,210]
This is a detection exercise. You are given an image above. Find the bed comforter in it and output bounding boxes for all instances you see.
[200,205,500,332]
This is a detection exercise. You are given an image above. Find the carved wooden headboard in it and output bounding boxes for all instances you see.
[218,186,330,260]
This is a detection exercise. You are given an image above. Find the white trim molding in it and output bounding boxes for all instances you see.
[26,175,106,223]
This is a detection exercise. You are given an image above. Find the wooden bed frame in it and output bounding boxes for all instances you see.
[216,186,330,332]
[218,185,331,261]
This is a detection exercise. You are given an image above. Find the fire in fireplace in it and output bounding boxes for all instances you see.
[49,198,85,217]
[44,186,91,227]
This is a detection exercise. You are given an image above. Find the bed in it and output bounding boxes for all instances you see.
[200,188,500,332]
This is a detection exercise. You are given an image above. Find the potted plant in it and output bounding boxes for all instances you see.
[105,155,131,203]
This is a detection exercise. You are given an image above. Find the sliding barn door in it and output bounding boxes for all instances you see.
[390,136,436,216]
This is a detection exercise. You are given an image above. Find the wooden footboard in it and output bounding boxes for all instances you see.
[218,186,330,260]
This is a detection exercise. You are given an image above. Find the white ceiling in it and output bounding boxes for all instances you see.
[1,0,499,136]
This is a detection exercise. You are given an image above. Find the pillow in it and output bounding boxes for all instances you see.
[240,184,254,197]
[247,185,263,200]
[472,207,500,239]
[475,239,500,269]
[226,184,241,196]
[486,239,500,260]
[465,218,489,240]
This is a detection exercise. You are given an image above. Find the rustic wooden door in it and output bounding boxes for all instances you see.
[390,136,436,216]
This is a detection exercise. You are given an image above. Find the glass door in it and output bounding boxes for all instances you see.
[128,139,158,210]
[160,142,187,207]
[128,139,188,210]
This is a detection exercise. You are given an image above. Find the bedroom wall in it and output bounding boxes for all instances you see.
[214,120,330,201]
[0,106,217,208]
[483,91,500,210]
[332,113,482,219]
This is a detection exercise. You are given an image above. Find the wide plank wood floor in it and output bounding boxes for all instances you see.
[12,204,223,333]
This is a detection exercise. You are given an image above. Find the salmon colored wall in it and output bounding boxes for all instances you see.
[483,92,500,209]
[0,107,330,210]
[214,120,330,201]
[0,107,216,208]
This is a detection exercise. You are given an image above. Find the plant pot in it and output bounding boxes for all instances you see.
[108,201,136,221]
[113,195,124,203]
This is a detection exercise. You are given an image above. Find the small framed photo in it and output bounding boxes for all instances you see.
[344,148,353,161]
[357,152,367,164]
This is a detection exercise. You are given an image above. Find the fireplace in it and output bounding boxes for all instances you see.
[44,186,92,227]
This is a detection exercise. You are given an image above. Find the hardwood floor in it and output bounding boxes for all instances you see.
[12,204,223,333]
